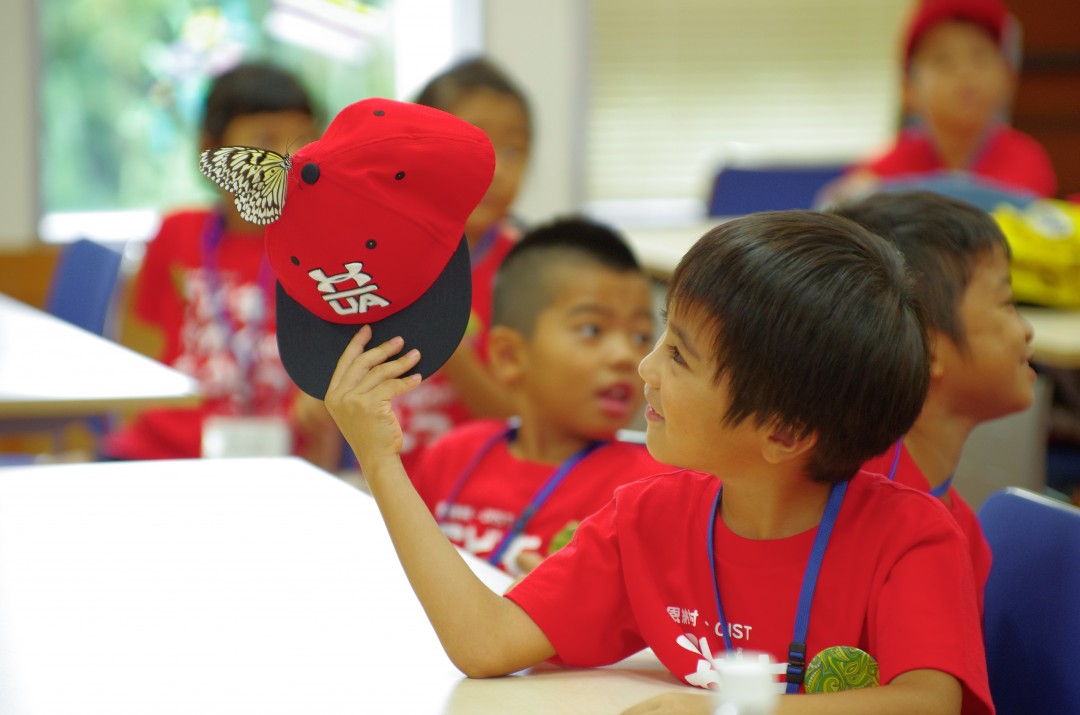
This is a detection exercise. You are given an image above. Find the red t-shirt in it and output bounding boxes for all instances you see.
[864,125,1057,198]
[863,441,992,615]
[105,209,296,460]
[394,224,518,472]
[507,470,993,714]
[413,419,669,574]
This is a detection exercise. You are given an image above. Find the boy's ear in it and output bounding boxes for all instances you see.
[487,325,528,387]
[926,328,948,380]
[762,423,818,466]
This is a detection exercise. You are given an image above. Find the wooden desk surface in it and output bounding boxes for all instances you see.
[0,457,689,714]
[0,293,200,419]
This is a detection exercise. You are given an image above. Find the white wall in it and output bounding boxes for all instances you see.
[483,0,587,226]
[0,0,38,250]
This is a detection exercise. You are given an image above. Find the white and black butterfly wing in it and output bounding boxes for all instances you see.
[198,146,292,225]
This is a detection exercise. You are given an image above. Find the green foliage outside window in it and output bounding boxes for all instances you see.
[40,0,395,215]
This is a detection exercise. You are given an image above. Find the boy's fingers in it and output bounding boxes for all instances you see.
[349,348,421,394]
[327,325,372,394]
[330,332,408,395]
[369,371,423,404]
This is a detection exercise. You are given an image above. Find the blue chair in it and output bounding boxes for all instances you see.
[0,239,126,465]
[707,165,847,216]
[978,488,1080,715]
[44,238,125,337]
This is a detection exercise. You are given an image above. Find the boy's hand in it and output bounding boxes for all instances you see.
[323,325,422,472]
[515,550,544,575]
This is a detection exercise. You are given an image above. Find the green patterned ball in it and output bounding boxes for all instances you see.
[804,646,879,693]
[547,521,580,555]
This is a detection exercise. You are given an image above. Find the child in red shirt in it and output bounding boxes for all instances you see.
[835,191,1036,615]
[325,211,993,714]
[411,217,667,575]
[105,62,327,462]
[827,0,1056,204]
[391,57,533,471]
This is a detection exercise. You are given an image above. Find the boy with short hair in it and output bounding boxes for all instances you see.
[325,211,993,714]
[105,61,334,464]
[827,0,1056,204]
[834,190,1035,610]
[411,216,666,575]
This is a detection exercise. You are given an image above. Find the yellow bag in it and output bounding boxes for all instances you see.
[993,200,1080,309]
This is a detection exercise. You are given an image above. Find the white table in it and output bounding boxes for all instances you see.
[0,457,689,714]
[622,222,720,280]
[0,293,199,423]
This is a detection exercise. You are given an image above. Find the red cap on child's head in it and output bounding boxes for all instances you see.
[264,98,495,398]
[903,0,1012,67]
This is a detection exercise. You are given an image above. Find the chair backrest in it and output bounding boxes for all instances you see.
[44,239,124,337]
[707,165,846,216]
[978,487,1080,715]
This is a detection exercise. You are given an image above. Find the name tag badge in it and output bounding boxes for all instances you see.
[202,416,292,459]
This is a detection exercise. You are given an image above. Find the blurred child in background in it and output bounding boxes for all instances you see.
[835,190,1036,612]
[105,61,336,464]
[825,0,1056,204]
[410,217,667,575]
[390,56,533,471]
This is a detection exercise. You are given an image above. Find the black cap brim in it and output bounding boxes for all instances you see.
[276,235,473,399]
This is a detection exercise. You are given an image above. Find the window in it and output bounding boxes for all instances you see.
[586,0,912,222]
[37,0,473,243]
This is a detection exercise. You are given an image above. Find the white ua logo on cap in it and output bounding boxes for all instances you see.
[308,262,391,315]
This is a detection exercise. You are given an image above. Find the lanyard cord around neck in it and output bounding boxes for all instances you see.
[884,438,954,498]
[436,424,606,566]
[199,212,274,405]
[469,225,499,266]
[706,479,848,694]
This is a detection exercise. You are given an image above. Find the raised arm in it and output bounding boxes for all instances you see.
[323,326,556,677]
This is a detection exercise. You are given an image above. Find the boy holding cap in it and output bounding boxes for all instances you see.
[209,100,991,714]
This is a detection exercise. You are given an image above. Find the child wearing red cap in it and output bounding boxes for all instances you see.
[410,217,668,576]
[827,0,1056,203]
[105,62,331,464]
[834,190,1037,615]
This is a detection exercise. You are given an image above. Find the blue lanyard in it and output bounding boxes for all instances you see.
[706,479,848,694]
[885,437,903,480]
[199,212,274,406]
[929,474,954,498]
[436,425,606,566]
[469,225,499,266]
[884,439,954,498]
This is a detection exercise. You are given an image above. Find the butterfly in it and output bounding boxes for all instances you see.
[199,146,292,225]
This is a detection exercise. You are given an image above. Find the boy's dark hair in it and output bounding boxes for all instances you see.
[201,61,315,145]
[413,56,532,139]
[492,216,643,337]
[669,211,929,484]
[832,190,1009,352]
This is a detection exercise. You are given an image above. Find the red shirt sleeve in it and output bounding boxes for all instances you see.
[506,491,648,666]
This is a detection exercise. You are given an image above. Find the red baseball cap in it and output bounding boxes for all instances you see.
[902,0,1012,67]
[265,98,495,398]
